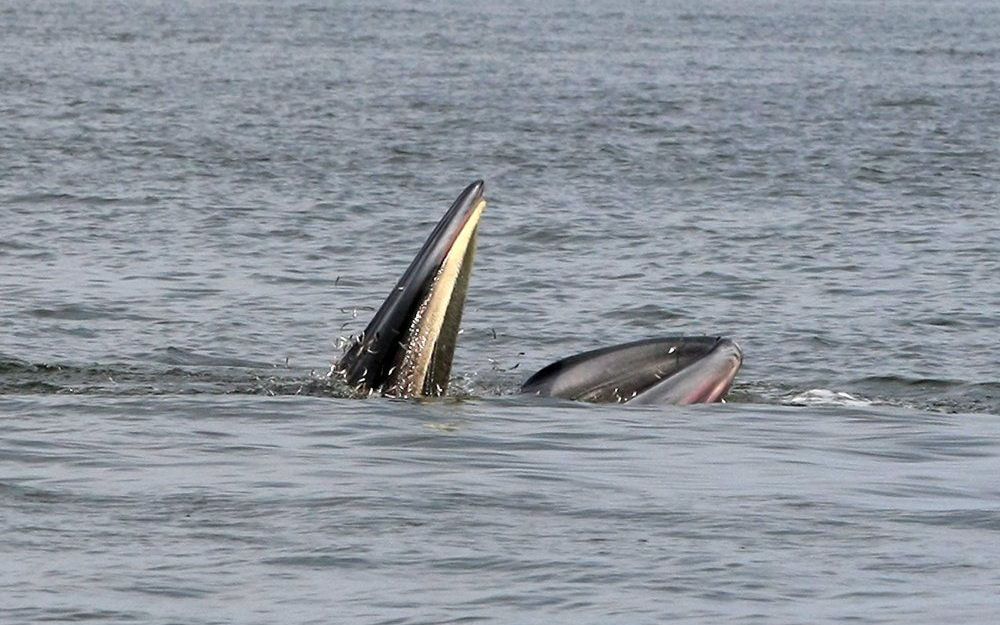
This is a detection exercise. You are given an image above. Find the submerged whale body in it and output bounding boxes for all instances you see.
[334,181,742,404]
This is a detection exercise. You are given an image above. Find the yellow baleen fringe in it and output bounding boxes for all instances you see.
[393,198,486,396]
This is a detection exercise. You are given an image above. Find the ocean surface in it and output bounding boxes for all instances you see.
[2,0,999,623]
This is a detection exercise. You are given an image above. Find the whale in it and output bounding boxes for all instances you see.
[334,181,742,404]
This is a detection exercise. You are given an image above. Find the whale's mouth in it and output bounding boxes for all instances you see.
[520,337,743,404]
[335,181,486,397]
[334,180,742,405]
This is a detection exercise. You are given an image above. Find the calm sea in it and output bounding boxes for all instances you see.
[2,1,998,623]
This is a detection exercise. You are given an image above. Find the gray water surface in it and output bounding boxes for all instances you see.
[2,1,999,623]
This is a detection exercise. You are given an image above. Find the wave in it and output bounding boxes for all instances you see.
[0,355,349,398]
[2,355,997,415]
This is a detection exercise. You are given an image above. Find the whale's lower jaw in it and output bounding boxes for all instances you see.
[520,337,742,405]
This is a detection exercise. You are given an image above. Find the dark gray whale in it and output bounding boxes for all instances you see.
[335,181,742,404]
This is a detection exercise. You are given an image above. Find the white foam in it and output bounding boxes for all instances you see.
[785,389,874,407]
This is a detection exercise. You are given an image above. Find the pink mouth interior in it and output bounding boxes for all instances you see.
[677,356,741,404]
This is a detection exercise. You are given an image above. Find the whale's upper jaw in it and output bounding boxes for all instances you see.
[520,336,742,405]
[335,181,486,397]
